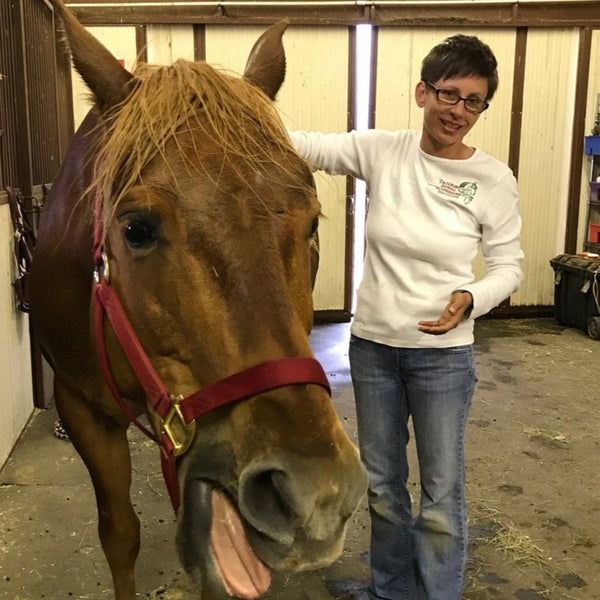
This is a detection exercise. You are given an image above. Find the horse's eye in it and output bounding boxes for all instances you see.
[123,218,158,248]
[309,217,319,238]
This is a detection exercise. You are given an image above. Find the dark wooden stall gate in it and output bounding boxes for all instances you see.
[2,0,600,409]
[0,0,73,408]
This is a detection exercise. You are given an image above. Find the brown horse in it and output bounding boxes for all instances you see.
[29,2,367,599]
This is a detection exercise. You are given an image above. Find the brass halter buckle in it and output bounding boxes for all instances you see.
[162,394,197,457]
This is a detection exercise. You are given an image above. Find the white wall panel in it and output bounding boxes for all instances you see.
[377,28,434,131]
[71,27,138,130]
[0,205,34,467]
[375,27,514,146]
[206,25,349,311]
[70,24,349,311]
[463,29,515,163]
[146,24,195,65]
[204,25,262,73]
[279,27,349,311]
[67,23,586,311]
[376,28,581,308]
[376,28,516,287]
[515,29,578,306]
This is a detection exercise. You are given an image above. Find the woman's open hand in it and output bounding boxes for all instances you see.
[418,291,473,335]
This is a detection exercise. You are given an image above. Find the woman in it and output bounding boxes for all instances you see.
[290,35,523,600]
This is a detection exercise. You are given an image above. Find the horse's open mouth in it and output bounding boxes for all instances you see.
[211,485,272,598]
[177,479,272,600]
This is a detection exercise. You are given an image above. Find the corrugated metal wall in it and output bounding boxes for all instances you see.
[72,24,351,312]
[147,24,195,63]
[276,27,349,311]
[206,25,350,311]
[68,20,598,312]
[72,26,138,129]
[516,29,579,306]
[376,27,578,308]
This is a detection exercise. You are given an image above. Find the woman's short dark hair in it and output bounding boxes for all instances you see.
[421,35,499,101]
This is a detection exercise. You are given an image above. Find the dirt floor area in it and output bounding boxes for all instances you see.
[0,318,598,600]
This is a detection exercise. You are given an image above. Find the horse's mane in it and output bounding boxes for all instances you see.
[92,59,301,226]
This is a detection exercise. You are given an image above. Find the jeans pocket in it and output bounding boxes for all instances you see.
[439,344,472,355]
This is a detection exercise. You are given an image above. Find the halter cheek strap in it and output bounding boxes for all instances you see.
[91,193,331,513]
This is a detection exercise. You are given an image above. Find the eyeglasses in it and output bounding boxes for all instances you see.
[424,81,489,114]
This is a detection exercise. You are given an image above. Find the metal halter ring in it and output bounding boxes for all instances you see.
[94,250,111,284]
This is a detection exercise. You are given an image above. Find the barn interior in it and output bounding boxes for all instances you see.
[1,319,598,599]
[1,1,600,600]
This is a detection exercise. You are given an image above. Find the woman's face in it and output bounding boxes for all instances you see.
[415,75,489,159]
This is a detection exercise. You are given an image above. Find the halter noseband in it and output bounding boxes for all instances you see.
[91,192,331,512]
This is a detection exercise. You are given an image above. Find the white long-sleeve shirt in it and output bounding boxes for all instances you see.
[290,129,524,348]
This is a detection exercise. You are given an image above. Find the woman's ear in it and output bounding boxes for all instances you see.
[415,81,426,108]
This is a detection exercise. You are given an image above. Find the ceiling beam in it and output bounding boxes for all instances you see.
[63,1,600,27]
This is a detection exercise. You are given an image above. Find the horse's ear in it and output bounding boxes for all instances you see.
[50,0,137,111]
[243,20,288,100]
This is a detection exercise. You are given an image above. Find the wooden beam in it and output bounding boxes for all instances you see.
[369,25,378,130]
[64,1,600,27]
[65,3,370,25]
[495,26,527,313]
[565,26,592,255]
[135,24,148,62]
[508,26,526,179]
[345,26,356,316]
[193,23,206,61]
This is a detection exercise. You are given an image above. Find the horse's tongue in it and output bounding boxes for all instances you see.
[210,489,272,599]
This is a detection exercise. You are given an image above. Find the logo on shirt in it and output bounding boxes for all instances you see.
[433,179,478,205]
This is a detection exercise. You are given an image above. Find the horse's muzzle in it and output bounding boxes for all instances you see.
[176,447,366,599]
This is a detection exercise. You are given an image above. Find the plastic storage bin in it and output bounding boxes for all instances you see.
[585,135,600,155]
[550,254,600,339]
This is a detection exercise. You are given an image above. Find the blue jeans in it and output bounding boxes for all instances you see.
[349,335,477,600]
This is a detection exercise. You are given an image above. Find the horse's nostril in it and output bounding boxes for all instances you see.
[240,469,298,546]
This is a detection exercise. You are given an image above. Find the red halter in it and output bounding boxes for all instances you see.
[91,193,331,512]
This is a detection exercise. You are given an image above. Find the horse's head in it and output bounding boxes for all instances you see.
[49,2,367,598]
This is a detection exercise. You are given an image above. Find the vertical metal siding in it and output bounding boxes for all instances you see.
[146,24,194,64]
[376,27,515,160]
[276,26,350,312]
[204,25,265,73]
[52,17,598,313]
[376,27,579,308]
[69,24,351,312]
[71,27,137,130]
[375,27,517,291]
[205,25,350,312]
[515,28,579,307]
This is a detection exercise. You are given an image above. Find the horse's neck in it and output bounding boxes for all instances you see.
[39,107,102,269]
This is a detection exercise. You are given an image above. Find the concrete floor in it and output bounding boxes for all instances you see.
[1,318,598,600]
